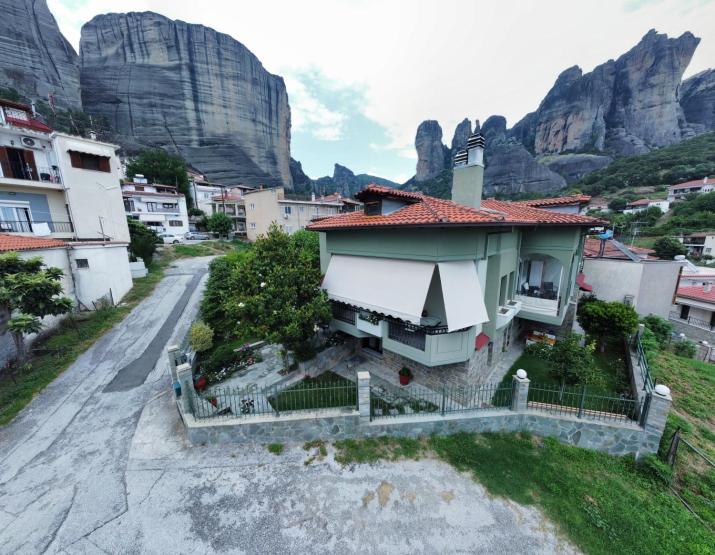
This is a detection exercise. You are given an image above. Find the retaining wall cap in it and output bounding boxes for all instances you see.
[516,369,527,379]
[654,384,671,397]
[356,371,371,380]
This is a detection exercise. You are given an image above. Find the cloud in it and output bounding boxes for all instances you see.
[284,75,347,142]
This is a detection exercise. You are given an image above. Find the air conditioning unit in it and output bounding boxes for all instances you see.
[21,136,40,149]
[623,294,635,306]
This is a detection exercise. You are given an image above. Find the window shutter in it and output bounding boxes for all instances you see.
[99,156,110,173]
[69,151,82,168]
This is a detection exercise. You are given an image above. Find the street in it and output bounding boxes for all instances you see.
[0,256,576,554]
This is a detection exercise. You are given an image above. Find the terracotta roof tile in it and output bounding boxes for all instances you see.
[308,185,603,231]
[669,178,713,190]
[514,194,591,208]
[677,285,715,304]
[0,234,65,252]
[583,237,656,259]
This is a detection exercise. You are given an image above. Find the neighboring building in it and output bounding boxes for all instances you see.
[308,132,602,387]
[667,177,714,202]
[245,187,342,241]
[581,237,682,318]
[670,281,715,347]
[209,187,254,236]
[515,194,591,214]
[622,198,670,214]
[322,192,363,212]
[122,175,189,235]
[678,231,715,257]
[188,170,223,214]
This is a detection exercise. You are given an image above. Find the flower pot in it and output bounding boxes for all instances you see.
[195,376,207,391]
[399,374,410,386]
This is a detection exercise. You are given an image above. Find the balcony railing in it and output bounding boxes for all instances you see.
[0,220,73,233]
[669,311,714,331]
[332,302,357,325]
[0,161,61,184]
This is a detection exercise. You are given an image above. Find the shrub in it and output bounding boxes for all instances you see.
[639,327,659,357]
[267,443,284,455]
[642,314,672,347]
[672,339,697,359]
[577,297,639,347]
[549,333,602,386]
[127,218,160,264]
[653,237,687,260]
[189,321,214,352]
[206,212,233,237]
[524,342,552,359]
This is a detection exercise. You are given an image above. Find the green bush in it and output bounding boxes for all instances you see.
[672,340,697,359]
[653,237,687,260]
[189,321,214,352]
[577,296,639,347]
[206,212,233,237]
[127,218,160,265]
[642,314,672,347]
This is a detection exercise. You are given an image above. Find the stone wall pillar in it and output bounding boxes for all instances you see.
[176,363,194,415]
[357,371,371,422]
[167,345,180,382]
[511,369,530,412]
[640,384,673,455]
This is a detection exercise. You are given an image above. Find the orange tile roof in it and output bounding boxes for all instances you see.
[669,178,712,190]
[514,194,591,208]
[677,285,715,304]
[0,234,66,252]
[307,185,603,230]
[583,237,656,260]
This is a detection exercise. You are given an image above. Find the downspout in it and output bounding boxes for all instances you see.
[50,133,78,241]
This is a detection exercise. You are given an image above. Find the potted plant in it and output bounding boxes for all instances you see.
[398,366,412,386]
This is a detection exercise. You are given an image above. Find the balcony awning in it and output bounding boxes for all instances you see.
[438,261,489,331]
[67,145,110,157]
[321,255,435,324]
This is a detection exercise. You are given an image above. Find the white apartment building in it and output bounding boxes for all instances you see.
[244,187,342,241]
[122,175,189,235]
[667,177,714,202]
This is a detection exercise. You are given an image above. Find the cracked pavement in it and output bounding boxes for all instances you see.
[0,256,578,554]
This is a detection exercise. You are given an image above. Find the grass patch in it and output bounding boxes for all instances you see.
[0,260,167,426]
[269,371,356,412]
[266,443,284,455]
[334,436,429,464]
[167,240,251,260]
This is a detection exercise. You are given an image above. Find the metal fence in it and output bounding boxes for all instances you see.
[633,334,655,393]
[191,380,358,420]
[371,382,513,419]
[387,320,426,350]
[0,220,73,233]
[527,383,642,422]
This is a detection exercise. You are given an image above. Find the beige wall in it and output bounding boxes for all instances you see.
[245,188,282,241]
[53,133,130,242]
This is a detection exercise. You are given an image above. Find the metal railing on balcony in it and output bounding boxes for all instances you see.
[669,311,715,331]
[331,302,357,325]
[0,220,73,233]
[387,320,426,350]
[0,161,61,184]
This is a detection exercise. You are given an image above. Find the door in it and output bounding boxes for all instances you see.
[361,336,382,354]
[680,305,690,320]
[0,203,32,232]
[6,148,37,180]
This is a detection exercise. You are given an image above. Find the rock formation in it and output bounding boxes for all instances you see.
[79,12,291,187]
[484,145,566,196]
[314,163,399,196]
[680,69,715,133]
[0,0,81,110]
[450,118,472,153]
[540,154,613,185]
[290,158,312,193]
[415,120,448,181]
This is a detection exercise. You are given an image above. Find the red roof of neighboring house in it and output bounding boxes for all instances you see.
[583,237,656,259]
[5,116,53,133]
[514,194,591,208]
[669,178,712,190]
[0,234,65,252]
[322,193,362,204]
[308,185,603,231]
[627,198,655,206]
[676,285,715,304]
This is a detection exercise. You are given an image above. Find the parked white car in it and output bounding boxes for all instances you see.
[158,232,185,245]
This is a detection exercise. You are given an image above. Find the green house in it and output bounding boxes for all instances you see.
[308,132,600,386]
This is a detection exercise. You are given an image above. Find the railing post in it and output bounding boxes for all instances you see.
[641,384,673,455]
[511,369,530,411]
[441,386,446,416]
[176,363,194,415]
[577,385,587,418]
[357,371,371,422]
[167,345,180,384]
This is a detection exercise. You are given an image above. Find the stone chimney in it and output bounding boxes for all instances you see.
[311,192,316,201]
[451,122,485,209]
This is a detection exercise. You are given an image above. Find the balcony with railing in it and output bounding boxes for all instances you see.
[0,220,73,234]
[669,310,714,332]
[0,160,61,185]
[515,255,563,318]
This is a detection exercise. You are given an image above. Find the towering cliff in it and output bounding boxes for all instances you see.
[0,0,81,110]
[415,120,448,181]
[409,30,710,197]
[80,12,291,187]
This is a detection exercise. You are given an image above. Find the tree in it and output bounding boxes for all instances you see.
[201,251,248,336]
[206,212,233,237]
[125,149,192,208]
[549,333,601,386]
[127,218,160,265]
[220,224,330,353]
[653,237,687,260]
[0,253,73,364]
[608,197,628,212]
[577,296,639,348]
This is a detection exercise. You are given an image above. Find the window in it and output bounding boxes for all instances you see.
[135,186,144,191]
[364,201,381,216]
[76,258,89,269]
[680,305,690,320]
[299,206,304,213]
[162,203,177,210]
[169,220,183,227]
[0,202,32,232]
[283,206,292,215]
[68,151,110,172]
[146,202,159,212]
[123,199,135,212]
[249,203,255,210]
[250,222,256,229]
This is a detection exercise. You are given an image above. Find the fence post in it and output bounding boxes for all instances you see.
[167,345,180,383]
[641,384,673,455]
[357,371,371,422]
[511,369,530,411]
[577,385,587,418]
[176,363,194,415]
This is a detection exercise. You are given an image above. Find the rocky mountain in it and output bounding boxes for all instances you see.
[409,30,714,198]
[0,0,81,110]
[314,163,399,196]
[79,12,291,187]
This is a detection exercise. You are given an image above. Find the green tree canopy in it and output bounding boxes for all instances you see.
[548,333,601,386]
[127,218,160,265]
[206,212,233,237]
[577,296,639,347]
[0,253,73,363]
[653,237,687,260]
[608,197,628,212]
[126,149,192,208]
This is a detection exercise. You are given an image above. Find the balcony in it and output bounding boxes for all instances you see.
[669,311,714,332]
[0,161,61,185]
[0,220,73,234]
[357,311,383,336]
[495,299,522,329]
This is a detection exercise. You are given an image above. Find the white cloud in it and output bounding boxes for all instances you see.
[283,75,347,141]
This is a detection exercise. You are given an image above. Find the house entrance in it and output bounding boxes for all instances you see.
[361,336,382,355]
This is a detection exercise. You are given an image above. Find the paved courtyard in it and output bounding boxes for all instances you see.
[0,257,577,554]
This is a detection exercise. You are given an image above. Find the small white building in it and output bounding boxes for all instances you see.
[622,198,670,214]
[667,177,714,202]
[678,231,715,258]
[122,175,189,235]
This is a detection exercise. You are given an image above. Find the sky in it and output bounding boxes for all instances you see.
[51,0,715,183]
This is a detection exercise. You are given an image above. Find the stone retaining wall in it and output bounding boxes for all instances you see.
[299,342,356,377]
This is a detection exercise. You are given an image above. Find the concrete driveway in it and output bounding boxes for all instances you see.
[0,256,577,554]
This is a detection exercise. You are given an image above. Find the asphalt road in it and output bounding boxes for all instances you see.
[0,256,578,554]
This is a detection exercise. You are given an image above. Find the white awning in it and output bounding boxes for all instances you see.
[438,261,489,331]
[322,255,435,324]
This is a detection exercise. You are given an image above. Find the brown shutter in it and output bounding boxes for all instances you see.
[0,147,9,175]
[99,156,110,173]
[69,151,82,168]
[23,150,38,179]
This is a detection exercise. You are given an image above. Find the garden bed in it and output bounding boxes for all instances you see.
[268,371,357,412]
